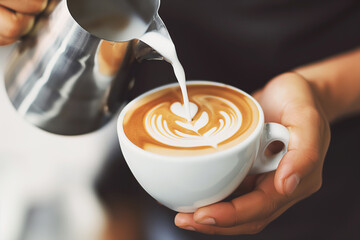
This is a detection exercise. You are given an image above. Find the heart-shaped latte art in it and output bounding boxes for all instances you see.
[170,101,209,133]
[144,96,243,148]
[170,101,198,120]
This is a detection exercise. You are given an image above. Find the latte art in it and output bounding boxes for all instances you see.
[123,83,259,156]
[145,97,243,148]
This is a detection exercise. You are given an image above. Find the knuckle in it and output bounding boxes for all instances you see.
[3,17,23,38]
[7,14,34,38]
[259,192,279,219]
[266,200,279,217]
[230,201,242,226]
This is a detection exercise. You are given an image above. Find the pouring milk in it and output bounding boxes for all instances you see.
[140,32,192,122]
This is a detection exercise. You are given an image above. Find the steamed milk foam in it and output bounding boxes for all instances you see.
[123,83,259,156]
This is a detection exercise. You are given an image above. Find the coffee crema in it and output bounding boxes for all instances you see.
[123,83,259,156]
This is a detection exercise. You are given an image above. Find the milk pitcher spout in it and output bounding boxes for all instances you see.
[4,0,169,135]
[134,13,172,62]
[69,0,171,62]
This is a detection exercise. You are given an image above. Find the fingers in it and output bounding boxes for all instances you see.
[175,195,297,235]
[175,213,269,235]
[273,91,330,195]
[255,73,330,196]
[174,73,330,235]
[0,0,47,14]
[229,174,259,197]
[274,112,327,196]
[0,0,48,45]
[202,173,291,227]
[175,172,290,230]
[0,6,35,45]
[174,176,300,235]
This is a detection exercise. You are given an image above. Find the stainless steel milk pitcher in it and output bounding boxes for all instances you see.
[4,0,168,135]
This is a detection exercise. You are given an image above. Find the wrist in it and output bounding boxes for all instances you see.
[293,48,360,122]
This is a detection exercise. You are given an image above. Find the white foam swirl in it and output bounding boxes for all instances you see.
[144,96,243,148]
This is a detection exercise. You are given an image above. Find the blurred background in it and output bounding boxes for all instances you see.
[1,0,360,239]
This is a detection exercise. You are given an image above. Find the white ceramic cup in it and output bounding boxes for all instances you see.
[117,81,290,212]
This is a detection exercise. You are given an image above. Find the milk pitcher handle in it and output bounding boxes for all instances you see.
[249,123,290,174]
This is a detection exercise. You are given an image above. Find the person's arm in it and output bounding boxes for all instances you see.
[174,47,360,235]
[295,47,360,122]
[0,0,47,45]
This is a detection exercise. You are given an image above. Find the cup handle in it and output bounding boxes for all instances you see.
[249,123,290,175]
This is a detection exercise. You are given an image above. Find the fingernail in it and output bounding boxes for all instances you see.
[199,217,216,225]
[184,226,196,231]
[285,174,300,195]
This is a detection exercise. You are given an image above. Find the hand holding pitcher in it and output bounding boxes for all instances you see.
[0,0,48,45]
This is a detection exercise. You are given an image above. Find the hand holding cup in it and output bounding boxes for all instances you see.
[174,74,330,235]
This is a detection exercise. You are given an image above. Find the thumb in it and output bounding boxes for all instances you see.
[273,107,329,196]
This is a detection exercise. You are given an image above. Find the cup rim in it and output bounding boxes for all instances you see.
[117,80,265,161]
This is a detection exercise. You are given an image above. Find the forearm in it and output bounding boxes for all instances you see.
[294,48,360,122]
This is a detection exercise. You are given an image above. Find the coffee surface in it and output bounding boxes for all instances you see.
[123,83,259,156]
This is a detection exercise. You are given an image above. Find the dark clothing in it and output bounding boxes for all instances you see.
[160,0,360,92]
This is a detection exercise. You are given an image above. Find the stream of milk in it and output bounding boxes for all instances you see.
[139,31,192,122]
